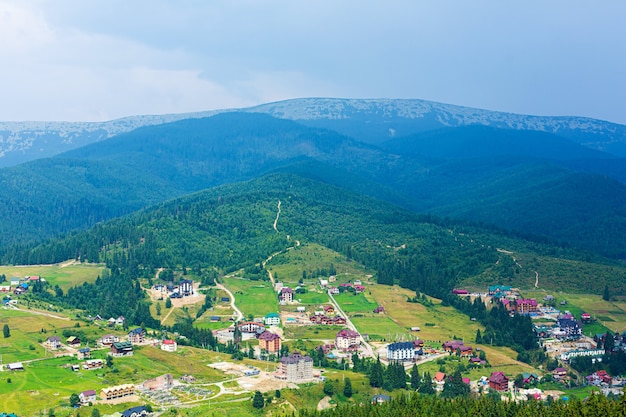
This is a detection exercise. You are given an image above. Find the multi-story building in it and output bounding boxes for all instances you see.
[387,341,415,362]
[335,329,360,351]
[258,331,281,353]
[277,351,313,382]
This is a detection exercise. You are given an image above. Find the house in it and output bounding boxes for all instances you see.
[77,347,91,359]
[82,359,104,370]
[264,312,281,326]
[122,406,149,417]
[433,372,446,389]
[9,278,20,288]
[128,328,145,344]
[328,286,339,295]
[66,336,80,347]
[354,285,365,293]
[335,329,360,351]
[100,334,119,346]
[557,317,582,339]
[278,287,293,303]
[210,316,221,322]
[28,275,40,282]
[371,394,391,404]
[45,336,62,350]
[469,357,487,366]
[161,339,177,352]
[0,285,10,293]
[373,306,385,314]
[111,341,134,357]
[276,351,313,382]
[220,297,230,303]
[107,317,117,327]
[452,289,469,295]
[488,372,510,392]
[587,370,612,386]
[79,389,97,404]
[442,340,465,353]
[100,384,135,400]
[324,305,335,315]
[581,313,592,323]
[533,324,553,338]
[258,331,281,353]
[522,372,539,385]
[179,279,193,296]
[296,306,306,313]
[488,285,513,296]
[552,367,568,381]
[387,341,415,362]
[115,316,126,326]
[319,279,329,288]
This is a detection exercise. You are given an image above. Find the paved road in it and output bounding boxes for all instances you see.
[216,282,244,321]
[327,291,375,358]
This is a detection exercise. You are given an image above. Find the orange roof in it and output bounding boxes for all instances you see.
[434,371,446,382]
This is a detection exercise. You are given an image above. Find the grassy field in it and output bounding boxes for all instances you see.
[266,243,371,287]
[282,325,343,341]
[350,316,411,341]
[221,277,278,317]
[293,291,330,305]
[0,262,104,292]
[333,292,378,313]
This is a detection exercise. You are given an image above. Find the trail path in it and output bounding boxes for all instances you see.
[273,200,281,232]
[216,282,244,321]
[534,271,539,288]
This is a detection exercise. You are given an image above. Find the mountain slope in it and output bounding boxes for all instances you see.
[7,172,625,296]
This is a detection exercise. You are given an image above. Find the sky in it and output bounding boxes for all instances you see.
[1,1,625,123]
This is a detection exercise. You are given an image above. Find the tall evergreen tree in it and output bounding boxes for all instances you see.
[410,364,421,389]
[343,378,353,398]
[252,390,264,409]
[369,357,384,388]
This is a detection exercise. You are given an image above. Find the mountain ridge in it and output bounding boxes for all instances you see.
[2,97,626,166]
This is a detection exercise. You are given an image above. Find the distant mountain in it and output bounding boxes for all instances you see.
[2,97,626,167]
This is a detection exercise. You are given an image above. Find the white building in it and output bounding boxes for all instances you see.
[335,329,360,351]
[386,341,415,362]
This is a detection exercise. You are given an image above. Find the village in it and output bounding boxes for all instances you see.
[1,267,626,416]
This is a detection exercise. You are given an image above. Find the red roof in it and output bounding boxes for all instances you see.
[258,331,280,341]
[434,372,446,382]
[336,329,360,338]
[162,339,176,345]
[489,372,509,384]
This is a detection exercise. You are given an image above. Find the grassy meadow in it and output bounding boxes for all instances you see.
[0,262,104,292]
[221,277,278,317]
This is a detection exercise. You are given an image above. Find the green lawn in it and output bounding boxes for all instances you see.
[0,262,104,292]
[283,325,343,341]
[333,292,378,313]
[221,277,278,317]
[350,316,411,341]
[293,291,330,305]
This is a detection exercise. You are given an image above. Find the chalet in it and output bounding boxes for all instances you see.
[28,275,40,282]
[413,339,425,348]
[82,359,104,370]
[45,336,62,350]
[296,306,306,313]
[581,312,592,323]
[180,279,193,296]
[324,305,335,315]
[387,341,416,362]
[373,306,385,314]
[371,394,391,404]
[9,278,20,288]
[459,345,473,357]
[77,347,91,359]
[101,384,135,400]
[442,340,465,353]
[328,286,339,295]
[238,321,266,334]
[79,389,97,404]
[111,341,134,357]
[522,372,539,385]
[100,334,119,346]
[354,285,365,293]
[107,317,117,327]
[278,287,293,303]
[488,372,509,392]
[115,316,126,326]
[469,357,487,366]
[335,329,360,351]
[122,406,149,417]
[533,324,553,338]
[258,331,281,353]
[452,289,469,295]
[264,312,281,326]
[319,279,329,288]
[128,328,145,344]
[66,336,80,347]
[210,316,221,322]
[161,339,177,352]
[556,317,582,340]
[552,367,568,381]
[586,370,612,386]
[488,285,513,297]
[433,371,446,389]
[220,297,230,303]
[0,285,9,293]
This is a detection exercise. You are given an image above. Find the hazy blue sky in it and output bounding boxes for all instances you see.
[1,1,624,123]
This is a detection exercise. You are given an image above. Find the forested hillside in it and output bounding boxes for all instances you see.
[0,112,626,258]
[5,173,625,297]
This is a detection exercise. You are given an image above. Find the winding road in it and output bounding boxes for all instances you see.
[216,282,244,322]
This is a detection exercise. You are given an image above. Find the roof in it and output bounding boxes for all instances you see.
[258,331,280,341]
[122,406,147,417]
[336,329,360,338]
[79,347,90,353]
[113,341,133,349]
[371,394,391,403]
[82,389,97,396]
[434,372,446,382]
[279,351,312,364]
[128,328,144,335]
[47,336,61,342]
[387,341,414,351]
[162,339,176,345]
[265,312,279,318]
[489,372,509,383]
